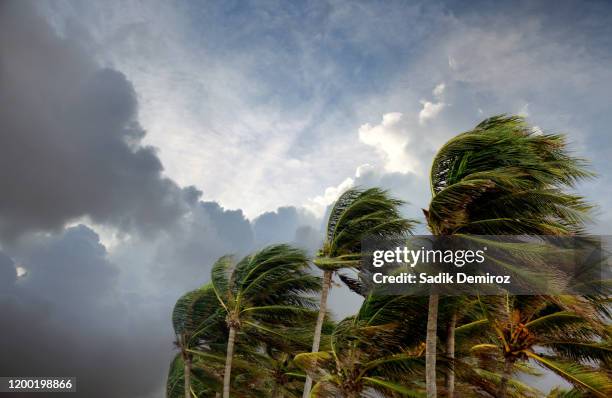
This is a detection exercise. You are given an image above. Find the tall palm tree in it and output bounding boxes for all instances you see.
[211,244,321,398]
[424,115,594,397]
[303,187,417,397]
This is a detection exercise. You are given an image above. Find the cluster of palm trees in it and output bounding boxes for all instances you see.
[167,116,611,398]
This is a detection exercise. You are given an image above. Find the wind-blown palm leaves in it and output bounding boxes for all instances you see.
[303,187,418,397]
[211,244,321,398]
[296,294,430,398]
[169,284,226,398]
[465,295,612,398]
[424,115,595,397]
[426,115,593,236]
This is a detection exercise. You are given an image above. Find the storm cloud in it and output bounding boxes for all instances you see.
[0,226,169,398]
[0,0,193,240]
[0,2,254,396]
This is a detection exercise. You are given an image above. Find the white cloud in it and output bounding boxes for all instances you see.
[305,176,355,217]
[418,83,446,125]
[358,112,419,173]
[531,125,544,135]
[418,100,445,125]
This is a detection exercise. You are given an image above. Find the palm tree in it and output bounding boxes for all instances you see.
[296,294,429,397]
[222,315,335,398]
[424,115,594,397]
[169,284,226,398]
[211,244,321,398]
[167,353,220,398]
[468,295,611,397]
[303,187,417,397]
[442,297,541,397]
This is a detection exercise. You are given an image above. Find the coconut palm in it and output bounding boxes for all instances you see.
[168,284,271,398]
[303,187,417,397]
[424,115,594,397]
[467,294,612,397]
[296,294,430,397]
[211,244,321,398]
[222,317,334,398]
[169,284,226,398]
[443,297,541,397]
[167,353,222,398]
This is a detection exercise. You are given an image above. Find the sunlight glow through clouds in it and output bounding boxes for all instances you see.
[358,113,418,174]
[305,176,354,217]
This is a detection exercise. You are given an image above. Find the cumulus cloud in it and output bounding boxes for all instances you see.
[305,176,355,217]
[418,101,445,125]
[111,200,255,295]
[418,83,446,125]
[0,0,194,240]
[358,113,420,173]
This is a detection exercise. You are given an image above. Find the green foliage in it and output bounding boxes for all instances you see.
[172,284,227,350]
[316,187,418,271]
[426,114,593,235]
[212,244,320,329]
[295,294,429,397]
[464,295,612,397]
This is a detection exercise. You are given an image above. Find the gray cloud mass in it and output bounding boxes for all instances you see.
[0,0,193,240]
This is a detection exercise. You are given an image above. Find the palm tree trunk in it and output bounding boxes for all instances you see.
[426,294,439,398]
[223,326,237,398]
[445,310,456,398]
[498,358,513,398]
[302,270,332,398]
[184,354,191,398]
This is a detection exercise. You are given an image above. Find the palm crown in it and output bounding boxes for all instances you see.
[426,115,592,235]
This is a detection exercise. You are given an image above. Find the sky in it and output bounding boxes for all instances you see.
[1,0,612,397]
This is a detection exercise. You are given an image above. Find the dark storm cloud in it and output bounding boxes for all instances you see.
[0,0,193,240]
[115,201,319,295]
[0,226,169,398]
[0,2,204,396]
[252,206,300,247]
[146,200,256,291]
[252,206,320,249]
[0,252,16,289]
[0,204,318,398]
